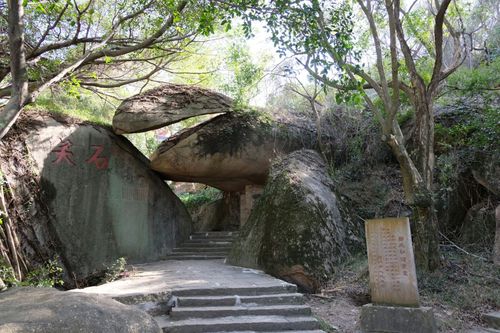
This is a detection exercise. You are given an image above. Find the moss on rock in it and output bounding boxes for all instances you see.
[228,149,362,292]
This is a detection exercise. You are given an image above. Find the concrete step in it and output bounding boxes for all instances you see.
[173,247,232,253]
[178,242,233,248]
[190,235,237,240]
[192,232,239,237]
[182,239,235,244]
[206,331,325,333]
[170,304,311,319]
[176,293,305,307]
[170,252,229,257]
[173,285,297,297]
[156,315,319,333]
[166,255,227,260]
[483,312,500,330]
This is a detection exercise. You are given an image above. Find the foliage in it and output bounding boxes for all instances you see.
[445,57,500,100]
[0,258,64,288]
[179,186,222,211]
[435,105,500,152]
[0,259,17,287]
[219,41,265,105]
[418,247,500,324]
[124,132,160,157]
[103,257,127,283]
[26,90,115,125]
[22,259,64,288]
[169,31,268,106]
[0,0,235,133]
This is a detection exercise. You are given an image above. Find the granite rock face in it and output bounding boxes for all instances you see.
[113,83,234,134]
[0,287,161,333]
[112,84,320,192]
[25,115,191,279]
[228,149,359,292]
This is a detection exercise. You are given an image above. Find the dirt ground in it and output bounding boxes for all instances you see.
[305,250,500,333]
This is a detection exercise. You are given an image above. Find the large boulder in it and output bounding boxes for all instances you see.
[112,84,320,192]
[113,83,234,134]
[0,287,161,332]
[23,113,191,280]
[150,112,292,192]
[228,149,359,292]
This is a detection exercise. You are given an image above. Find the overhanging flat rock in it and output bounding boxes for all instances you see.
[113,83,234,134]
[150,113,277,192]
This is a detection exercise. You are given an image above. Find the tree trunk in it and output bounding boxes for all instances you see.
[413,91,439,271]
[385,119,440,271]
[0,0,28,140]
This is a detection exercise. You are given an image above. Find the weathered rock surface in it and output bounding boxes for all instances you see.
[0,287,161,333]
[113,84,233,134]
[495,205,500,266]
[228,149,358,292]
[24,114,191,280]
[191,193,240,232]
[150,111,314,192]
[112,83,320,192]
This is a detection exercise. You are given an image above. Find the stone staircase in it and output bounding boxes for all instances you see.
[166,231,239,260]
[154,284,325,333]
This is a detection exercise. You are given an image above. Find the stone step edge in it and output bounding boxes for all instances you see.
[206,331,326,333]
[172,285,297,297]
[170,304,311,314]
[176,293,305,307]
[169,252,229,256]
[165,257,226,260]
[169,305,311,320]
[192,232,239,235]
[154,314,319,328]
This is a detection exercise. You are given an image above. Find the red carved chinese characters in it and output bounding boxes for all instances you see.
[86,145,109,170]
[51,140,76,166]
[51,141,110,169]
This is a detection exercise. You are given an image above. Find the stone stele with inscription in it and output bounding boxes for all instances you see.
[365,217,419,307]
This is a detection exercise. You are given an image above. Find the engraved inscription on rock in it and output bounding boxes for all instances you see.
[365,217,420,307]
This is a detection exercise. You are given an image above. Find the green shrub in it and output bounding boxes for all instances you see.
[22,259,64,288]
[179,187,222,211]
[0,259,17,287]
[103,257,127,283]
[0,258,64,288]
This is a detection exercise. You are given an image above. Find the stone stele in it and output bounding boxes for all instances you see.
[362,217,437,333]
[365,217,419,307]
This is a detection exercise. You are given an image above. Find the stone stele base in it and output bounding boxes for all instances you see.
[360,304,437,333]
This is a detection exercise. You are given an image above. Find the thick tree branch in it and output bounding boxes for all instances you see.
[429,0,452,89]
[0,0,28,140]
[357,0,390,107]
[394,0,425,89]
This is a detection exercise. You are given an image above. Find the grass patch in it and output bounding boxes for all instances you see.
[26,90,115,126]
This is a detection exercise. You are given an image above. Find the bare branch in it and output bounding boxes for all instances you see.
[429,0,452,88]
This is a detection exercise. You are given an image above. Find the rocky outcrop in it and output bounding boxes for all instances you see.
[112,84,320,192]
[9,113,191,281]
[0,287,161,332]
[150,112,294,192]
[228,150,360,292]
[113,83,234,134]
[191,193,240,232]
